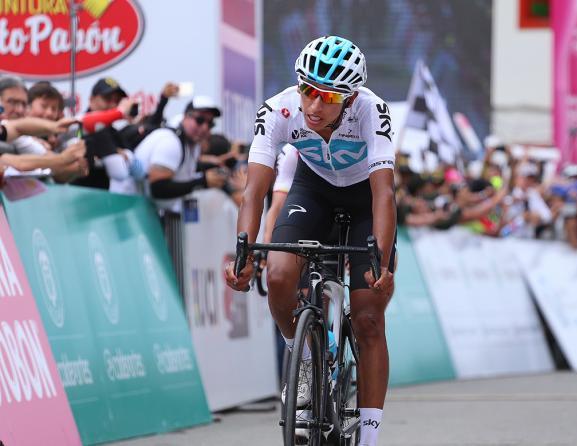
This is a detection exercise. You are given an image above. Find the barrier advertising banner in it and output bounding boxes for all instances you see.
[513,239,577,369]
[553,0,577,165]
[410,228,553,378]
[182,189,278,411]
[387,227,455,386]
[221,0,260,143]
[0,207,81,446]
[0,1,261,139]
[2,186,210,444]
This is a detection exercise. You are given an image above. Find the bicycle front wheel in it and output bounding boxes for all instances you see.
[333,315,361,445]
[283,308,326,446]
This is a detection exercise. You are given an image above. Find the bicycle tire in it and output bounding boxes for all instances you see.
[284,308,326,446]
[280,346,290,439]
[332,316,361,445]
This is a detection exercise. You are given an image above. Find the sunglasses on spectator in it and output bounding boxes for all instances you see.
[298,78,352,104]
[189,115,215,129]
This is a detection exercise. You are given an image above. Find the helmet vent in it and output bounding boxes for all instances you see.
[317,61,332,78]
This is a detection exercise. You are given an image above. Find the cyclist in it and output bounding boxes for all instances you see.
[225,35,396,446]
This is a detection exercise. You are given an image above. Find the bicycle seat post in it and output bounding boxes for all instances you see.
[334,209,351,281]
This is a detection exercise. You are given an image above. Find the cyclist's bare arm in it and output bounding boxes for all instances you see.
[225,162,274,290]
[238,162,275,243]
[368,168,396,286]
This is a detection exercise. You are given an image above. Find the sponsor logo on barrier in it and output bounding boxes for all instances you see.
[0,236,23,299]
[103,348,146,381]
[0,319,57,405]
[190,269,218,327]
[32,229,64,328]
[222,255,249,339]
[57,354,94,388]
[138,236,167,321]
[88,232,119,325]
[0,0,145,79]
[153,343,194,374]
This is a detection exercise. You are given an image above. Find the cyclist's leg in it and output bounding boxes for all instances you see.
[348,213,396,445]
[268,181,332,338]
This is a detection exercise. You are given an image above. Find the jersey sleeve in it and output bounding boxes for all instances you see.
[359,96,395,174]
[247,96,287,169]
[273,144,298,193]
[148,130,183,172]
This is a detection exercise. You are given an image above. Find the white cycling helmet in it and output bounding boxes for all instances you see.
[295,35,367,94]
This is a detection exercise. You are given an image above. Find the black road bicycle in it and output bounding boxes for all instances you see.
[235,211,381,445]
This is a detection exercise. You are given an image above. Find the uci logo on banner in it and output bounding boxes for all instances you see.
[0,0,145,79]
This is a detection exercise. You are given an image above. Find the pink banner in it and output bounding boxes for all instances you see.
[553,0,577,166]
[0,208,81,446]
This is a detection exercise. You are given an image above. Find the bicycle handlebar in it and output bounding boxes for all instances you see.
[233,232,382,283]
[234,232,249,277]
[366,235,382,282]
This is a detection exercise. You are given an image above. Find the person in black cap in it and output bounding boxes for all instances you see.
[72,77,131,189]
[89,77,127,111]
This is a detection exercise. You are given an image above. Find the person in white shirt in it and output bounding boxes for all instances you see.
[131,96,227,213]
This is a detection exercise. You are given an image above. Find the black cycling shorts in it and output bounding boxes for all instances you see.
[272,158,396,291]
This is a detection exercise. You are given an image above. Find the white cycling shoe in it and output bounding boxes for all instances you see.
[281,358,312,407]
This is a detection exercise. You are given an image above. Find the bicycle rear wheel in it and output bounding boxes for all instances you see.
[284,308,326,446]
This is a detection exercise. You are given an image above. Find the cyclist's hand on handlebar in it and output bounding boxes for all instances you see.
[225,257,254,292]
[364,266,394,299]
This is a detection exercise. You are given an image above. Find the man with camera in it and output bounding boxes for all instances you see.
[132,96,227,213]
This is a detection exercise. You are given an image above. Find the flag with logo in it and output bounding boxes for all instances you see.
[399,60,463,172]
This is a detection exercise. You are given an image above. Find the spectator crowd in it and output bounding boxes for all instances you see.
[0,74,250,215]
[1,74,576,249]
[396,138,577,249]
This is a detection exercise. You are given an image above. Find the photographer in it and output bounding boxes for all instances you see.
[197,134,249,207]
[131,96,227,213]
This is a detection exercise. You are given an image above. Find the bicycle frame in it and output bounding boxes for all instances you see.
[234,215,381,444]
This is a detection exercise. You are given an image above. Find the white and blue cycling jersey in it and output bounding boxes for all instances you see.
[248,85,395,187]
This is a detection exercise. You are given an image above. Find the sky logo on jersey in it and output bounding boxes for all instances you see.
[292,139,367,170]
[375,103,392,141]
[254,102,272,136]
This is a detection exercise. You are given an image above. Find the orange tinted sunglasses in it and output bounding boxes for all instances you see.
[298,79,352,104]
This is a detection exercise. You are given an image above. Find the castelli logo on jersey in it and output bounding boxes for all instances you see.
[0,0,145,79]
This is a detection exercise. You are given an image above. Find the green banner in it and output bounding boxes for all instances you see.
[387,227,455,386]
[2,186,210,444]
